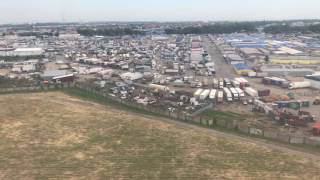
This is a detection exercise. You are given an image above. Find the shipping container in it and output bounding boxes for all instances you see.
[289,102,301,110]
[276,101,290,108]
[258,89,271,97]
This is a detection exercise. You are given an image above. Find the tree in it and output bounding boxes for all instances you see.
[264,55,270,64]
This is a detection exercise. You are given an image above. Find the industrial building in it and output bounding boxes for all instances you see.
[233,63,253,75]
[261,65,315,77]
[224,54,244,64]
[0,48,44,57]
[269,56,320,65]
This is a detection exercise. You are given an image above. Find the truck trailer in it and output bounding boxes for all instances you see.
[209,89,217,100]
[229,88,239,101]
[217,91,224,103]
[245,87,258,97]
[194,89,204,98]
[223,88,233,102]
[200,89,211,100]
[289,82,311,90]
[235,88,245,98]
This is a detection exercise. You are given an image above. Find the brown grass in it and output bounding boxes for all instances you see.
[0,92,319,179]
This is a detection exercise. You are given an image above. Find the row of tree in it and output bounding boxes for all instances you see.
[165,22,320,35]
[77,28,145,36]
[165,23,258,35]
[264,24,320,34]
[75,22,320,36]
[17,32,59,37]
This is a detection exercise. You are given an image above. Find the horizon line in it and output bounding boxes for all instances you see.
[1,18,320,26]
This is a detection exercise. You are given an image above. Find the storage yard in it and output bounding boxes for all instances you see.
[1,27,320,141]
[0,92,320,179]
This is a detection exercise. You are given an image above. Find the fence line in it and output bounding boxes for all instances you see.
[0,83,319,147]
[191,103,214,116]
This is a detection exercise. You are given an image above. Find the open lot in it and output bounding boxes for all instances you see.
[0,92,320,179]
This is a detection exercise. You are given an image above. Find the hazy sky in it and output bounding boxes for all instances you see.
[1,0,319,24]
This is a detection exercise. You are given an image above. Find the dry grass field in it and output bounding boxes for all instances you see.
[0,92,319,179]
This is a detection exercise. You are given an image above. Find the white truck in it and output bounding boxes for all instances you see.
[235,88,245,98]
[217,91,224,103]
[288,81,311,89]
[223,88,233,102]
[209,89,217,100]
[229,88,239,101]
[200,89,211,100]
[194,89,204,98]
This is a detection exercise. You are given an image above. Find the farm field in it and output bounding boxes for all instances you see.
[0,92,319,179]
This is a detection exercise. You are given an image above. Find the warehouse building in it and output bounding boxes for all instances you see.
[233,63,253,75]
[269,55,320,65]
[260,66,315,77]
[0,48,44,57]
[224,54,244,64]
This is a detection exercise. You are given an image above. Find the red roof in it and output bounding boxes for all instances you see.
[313,122,320,129]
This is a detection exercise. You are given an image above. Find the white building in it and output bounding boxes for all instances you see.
[0,48,44,57]
[120,72,143,81]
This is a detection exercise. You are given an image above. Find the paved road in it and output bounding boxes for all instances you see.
[202,36,237,78]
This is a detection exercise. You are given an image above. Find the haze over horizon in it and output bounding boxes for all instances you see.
[1,0,320,24]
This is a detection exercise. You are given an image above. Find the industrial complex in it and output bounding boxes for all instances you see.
[1,22,320,141]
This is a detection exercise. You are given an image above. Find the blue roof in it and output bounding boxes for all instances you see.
[233,44,267,48]
[233,63,251,70]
